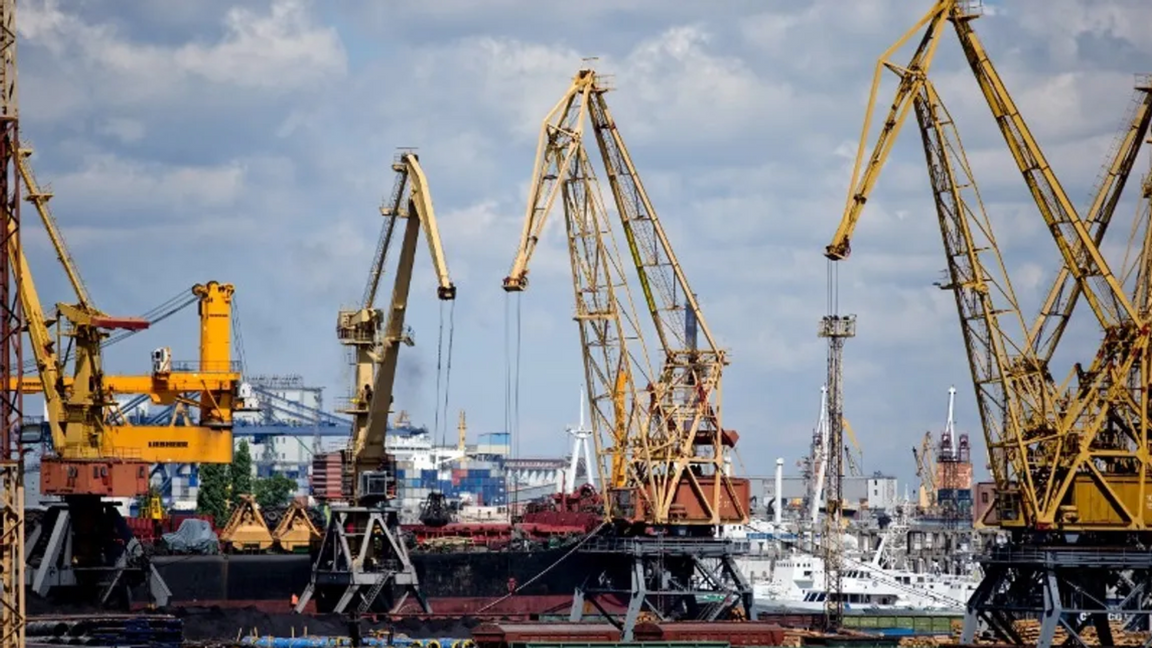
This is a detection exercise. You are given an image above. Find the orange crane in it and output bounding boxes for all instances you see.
[9,145,243,605]
[503,67,750,638]
[295,151,453,616]
[824,1,1152,644]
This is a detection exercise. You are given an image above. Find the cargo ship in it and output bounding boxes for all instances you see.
[141,479,603,613]
[150,538,593,616]
[25,488,605,621]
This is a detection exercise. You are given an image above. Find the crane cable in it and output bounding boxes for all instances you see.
[503,293,523,515]
[433,299,456,445]
[19,288,198,374]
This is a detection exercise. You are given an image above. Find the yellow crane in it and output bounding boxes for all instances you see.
[503,67,751,637]
[297,151,453,616]
[912,431,936,512]
[824,1,1152,644]
[6,96,241,613]
[11,148,240,467]
[825,0,1152,532]
[337,152,454,462]
[842,417,863,478]
[12,189,239,604]
[505,68,748,528]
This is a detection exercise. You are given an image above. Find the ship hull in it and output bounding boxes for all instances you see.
[151,544,587,609]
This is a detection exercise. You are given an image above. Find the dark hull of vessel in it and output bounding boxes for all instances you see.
[151,544,588,610]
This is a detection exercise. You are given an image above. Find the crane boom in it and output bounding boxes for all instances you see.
[504,72,596,292]
[352,152,455,502]
[825,1,952,261]
[17,147,90,309]
[1027,86,1152,361]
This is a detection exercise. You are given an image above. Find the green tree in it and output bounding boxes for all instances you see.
[255,474,298,509]
[197,463,229,523]
[231,439,253,497]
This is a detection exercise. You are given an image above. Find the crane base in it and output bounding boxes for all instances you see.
[294,505,430,615]
[569,534,752,641]
[26,502,170,608]
[962,544,1152,648]
[39,458,150,497]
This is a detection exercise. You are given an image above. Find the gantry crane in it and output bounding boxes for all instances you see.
[296,151,454,616]
[824,1,1152,644]
[504,67,751,638]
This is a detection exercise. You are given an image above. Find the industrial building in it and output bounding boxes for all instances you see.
[750,472,901,515]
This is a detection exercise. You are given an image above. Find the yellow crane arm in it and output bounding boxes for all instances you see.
[361,166,407,312]
[1025,85,1152,361]
[503,70,596,292]
[952,16,1135,328]
[11,373,239,398]
[355,153,455,490]
[7,220,66,452]
[825,2,952,260]
[17,147,91,310]
[842,417,863,477]
[406,155,456,301]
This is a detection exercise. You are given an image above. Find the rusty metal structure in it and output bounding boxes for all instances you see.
[504,67,750,640]
[0,0,23,643]
[818,310,854,631]
[825,0,1152,645]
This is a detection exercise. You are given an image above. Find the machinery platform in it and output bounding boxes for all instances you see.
[570,534,752,641]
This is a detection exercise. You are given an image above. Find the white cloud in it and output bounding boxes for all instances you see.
[98,118,145,143]
[13,0,1150,488]
[172,0,345,89]
[49,154,246,218]
[19,0,347,119]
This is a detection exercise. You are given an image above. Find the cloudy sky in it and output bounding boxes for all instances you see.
[13,0,1152,487]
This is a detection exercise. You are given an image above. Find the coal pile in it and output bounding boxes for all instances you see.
[27,614,183,648]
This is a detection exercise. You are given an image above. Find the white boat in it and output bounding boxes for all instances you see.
[752,550,977,614]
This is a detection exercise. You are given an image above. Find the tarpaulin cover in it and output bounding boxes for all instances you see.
[162,518,220,555]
